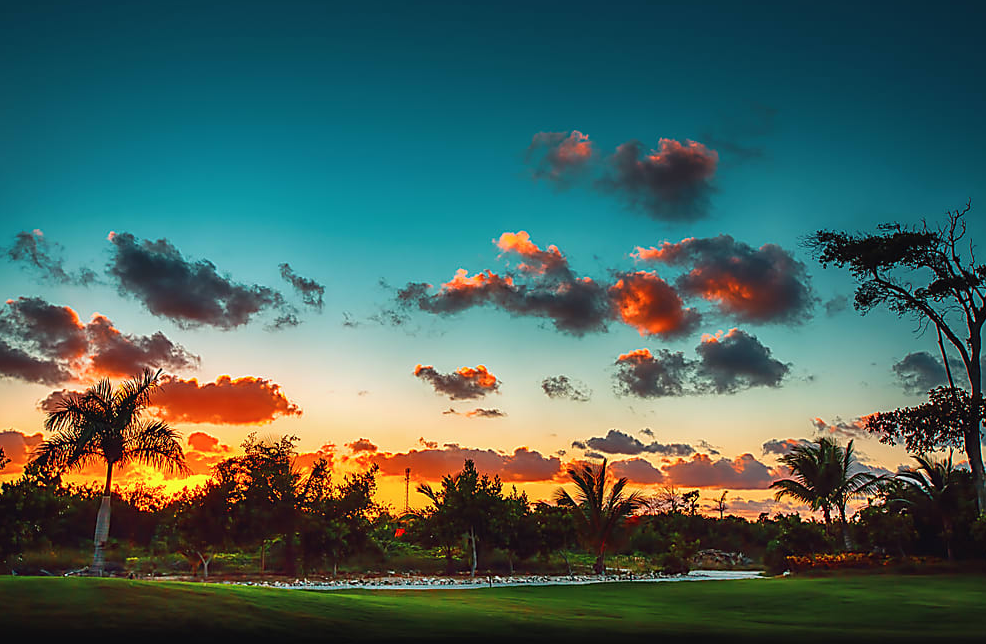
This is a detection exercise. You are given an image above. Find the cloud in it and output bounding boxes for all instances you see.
[495,231,569,276]
[663,453,777,489]
[824,295,849,316]
[418,437,438,449]
[614,329,789,398]
[85,315,200,378]
[0,297,198,384]
[0,339,75,385]
[811,416,870,440]
[6,230,96,286]
[279,263,325,310]
[694,328,790,393]
[577,429,694,457]
[598,138,718,221]
[614,348,694,398]
[397,233,612,336]
[187,431,230,453]
[150,375,302,425]
[608,271,701,338]
[370,445,563,482]
[541,375,591,402]
[465,408,506,418]
[414,364,500,400]
[346,438,378,453]
[609,457,666,484]
[892,351,952,395]
[761,437,812,456]
[639,427,654,437]
[0,297,88,361]
[634,235,814,325]
[107,232,290,329]
[525,131,595,184]
[0,429,45,470]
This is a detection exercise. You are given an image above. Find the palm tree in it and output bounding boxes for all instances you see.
[895,451,960,560]
[770,437,883,549]
[31,368,189,575]
[554,459,644,575]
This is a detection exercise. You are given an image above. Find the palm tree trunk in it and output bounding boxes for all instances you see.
[838,505,853,551]
[594,551,605,575]
[92,461,113,576]
[469,527,477,578]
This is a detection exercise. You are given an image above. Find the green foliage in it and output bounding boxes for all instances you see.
[554,459,645,574]
[763,514,836,574]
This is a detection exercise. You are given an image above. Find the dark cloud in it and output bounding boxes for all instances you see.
[639,427,654,437]
[541,375,591,402]
[279,263,325,310]
[370,445,563,482]
[465,408,506,418]
[614,348,694,398]
[694,329,790,393]
[525,131,595,185]
[761,437,812,456]
[7,230,96,286]
[609,458,666,484]
[346,438,378,453]
[577,429,695,457]
[696,440,721,456]
[811,416,869,440]
[0,338,71,384]
[418,437,438,449]
[609,271,701,338]
[700,104,776,165]
[664,453,777,489]
[614,329,789,398]
[414,364,501,400]
[150,375,302,425]
[0,297,88,361]
[892,351,951,395]
[598,138,718,221]
[824,295,849,316]
[107,232,290,330]
[396,233,612,336]
[635,235,814,325]
[85,315,200,377]
[571,440,587,450]
[0,297,198,384]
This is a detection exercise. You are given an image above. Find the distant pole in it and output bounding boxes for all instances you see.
[404,467,411,514]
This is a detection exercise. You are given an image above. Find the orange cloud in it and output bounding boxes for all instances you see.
[151,375,302,425]
[0,430,44,473]
[663,453,777,489]
[494,231,568,275]
[608,271,700,337]
[634,235,814,324]
[370,444,563,482]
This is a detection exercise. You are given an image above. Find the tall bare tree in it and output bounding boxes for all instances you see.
[806,202,986,512]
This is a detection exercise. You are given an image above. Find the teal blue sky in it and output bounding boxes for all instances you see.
[2,1,984,510]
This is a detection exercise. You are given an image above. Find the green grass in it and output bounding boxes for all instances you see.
[1,574,983,642]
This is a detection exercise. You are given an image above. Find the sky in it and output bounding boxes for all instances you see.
[2,0,985,517]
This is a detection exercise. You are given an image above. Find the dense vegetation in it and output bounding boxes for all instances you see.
[2,431,984,578]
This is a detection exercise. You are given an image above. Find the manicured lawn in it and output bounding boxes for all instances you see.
[1,574,983,642]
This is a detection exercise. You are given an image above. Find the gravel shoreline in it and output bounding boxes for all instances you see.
[221,569,766,590]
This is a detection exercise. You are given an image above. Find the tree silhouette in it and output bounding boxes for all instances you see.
[714,490,729,519]
[770,437,883,549]
[554,459,644,574]
[806,202,986,512]
[895,452,962,560]
[31,369,189,575]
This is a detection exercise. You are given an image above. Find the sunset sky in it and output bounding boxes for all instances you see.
[2,1,985,517]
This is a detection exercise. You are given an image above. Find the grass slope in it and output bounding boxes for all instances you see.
[1,575,983,642]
